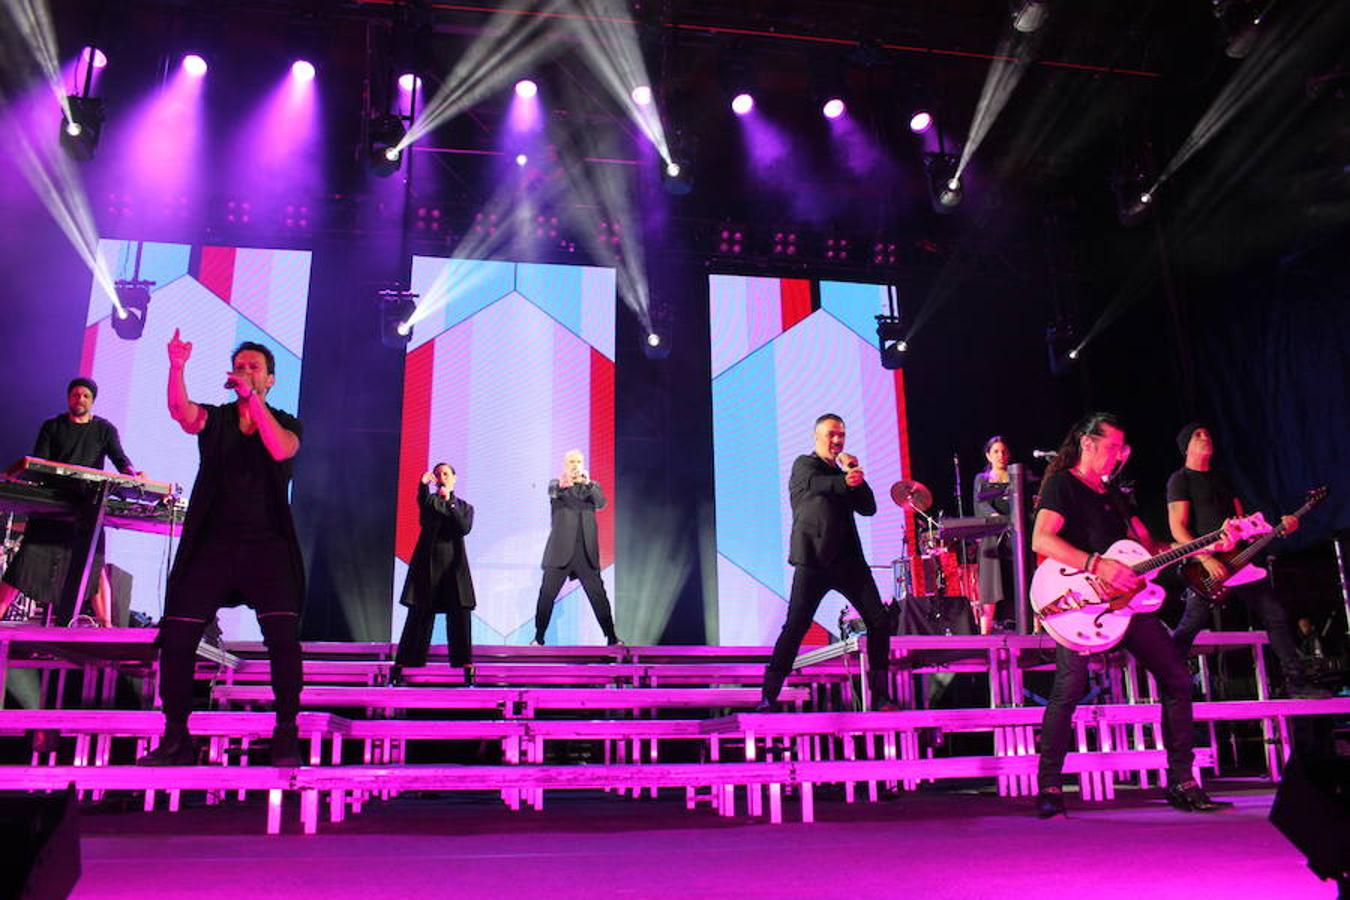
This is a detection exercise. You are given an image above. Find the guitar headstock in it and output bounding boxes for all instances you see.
[1305,486,1329,507]
[1228,513,1273,542]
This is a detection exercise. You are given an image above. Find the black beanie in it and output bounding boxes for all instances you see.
[68,377,98,399]
[1176,422,1206,455]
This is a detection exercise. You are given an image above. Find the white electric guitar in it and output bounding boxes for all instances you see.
[1031,513,1271,653]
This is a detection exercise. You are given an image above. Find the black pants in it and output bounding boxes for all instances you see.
[533,563,617,642]
[158,539,302,734]
[1172,582,1303,678]
[395,604,473,668]
[764,558,891,703]
[1038,613,1193,790]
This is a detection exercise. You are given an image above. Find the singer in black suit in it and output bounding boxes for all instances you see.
[391,463,477,684]
[531,449,620,645]
[758,414,897,711]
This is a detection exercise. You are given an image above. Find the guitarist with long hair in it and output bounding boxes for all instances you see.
[1166,423,1329,699]
[1030,413,1235,818]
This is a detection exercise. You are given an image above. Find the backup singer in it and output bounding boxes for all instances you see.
[139,332,305,767]
[391,464,477,685]
[1166,423,1324,698]
[757,414,897,712]
[1031,413,1233,817]
[530,450,621,646]
[0,377,139,627]
[971,435,1012,635]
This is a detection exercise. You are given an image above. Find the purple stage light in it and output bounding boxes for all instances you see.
[515,79,538,99]
[631,85,653,106]
[515,153,528,167]
[731,93,754,116]
[182,54,208,77]
[909,111,933,133]
[822,98,846,120]
[291,60,315,82]
[398,73,422,92]
[81,46,108,69]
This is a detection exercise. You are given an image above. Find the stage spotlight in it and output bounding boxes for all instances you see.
[876,314,907,370]
[731,93,754,116]
[1012,1,1049,34]
[646,332,661,348]
[59,95,105,161]
[398,73,422,91]
[182,54,208,77]
[368,114,407,176]
[80,46,108,69]
[662,160,693,195]
[631,85,653,106]
[1067,348,1080,360]
[291,60,315,81]
[1046,319,1079,376]
[924,154,964,213]
[111,280,153,341]
[515,153,528,167]
[909,111,933,133]
[515,79,538,99]
[822,98,846,120]
[378,289,419,349]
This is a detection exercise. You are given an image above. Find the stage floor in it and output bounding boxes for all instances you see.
[70,780,1330,899]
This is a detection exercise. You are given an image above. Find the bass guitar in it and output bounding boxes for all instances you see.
[1179,486,1328,602]
[1031,513,1271,653]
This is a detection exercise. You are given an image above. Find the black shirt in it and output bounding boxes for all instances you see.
[1165,467,1238,536]
[197,403,301,543]
[33,415,134,472]
[1037,470,1131,555]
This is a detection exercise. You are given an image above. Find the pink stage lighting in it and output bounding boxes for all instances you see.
[81,46,108,69]
[822,98,846,120]
[182,54,208,77]
[731,93,754,116]
[630,85,653,106]
[909,111,933,133]
[398,73,422,92]
[291,60,315,82]
[515,79,538,99]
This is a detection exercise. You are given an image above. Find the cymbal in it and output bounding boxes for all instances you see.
[890,479,933,512]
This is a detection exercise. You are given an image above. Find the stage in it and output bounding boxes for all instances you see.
[66,783,1330,899]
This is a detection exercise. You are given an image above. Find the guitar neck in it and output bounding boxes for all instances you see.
[1221,495,1320,570]
[1130,528,1226,576]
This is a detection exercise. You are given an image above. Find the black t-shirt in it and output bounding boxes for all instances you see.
[199,402,301,542]
[1037,470,1131,554]
[1165,467,1238,536]
[33,415,134,472]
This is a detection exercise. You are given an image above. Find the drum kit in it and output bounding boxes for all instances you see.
[889,478,979,600]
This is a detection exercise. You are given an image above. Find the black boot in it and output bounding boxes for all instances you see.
[271,722,302,767]
[388,665,405,686]
[1034,788,1066,819]
[1164,780,1232,812]
[755,670,785,712]
[137,727,198,766]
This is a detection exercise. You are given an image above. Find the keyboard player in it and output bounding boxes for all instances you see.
[970,435,1012,635]
[1,377,140,626]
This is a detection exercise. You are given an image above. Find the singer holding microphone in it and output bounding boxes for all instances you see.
[139,333,306,767]
[756,414,898,711]
[530,449,621,646]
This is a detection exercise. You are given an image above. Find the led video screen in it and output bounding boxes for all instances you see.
[83,239,310,640]
[709,275,913,645]
[392,258,616,645]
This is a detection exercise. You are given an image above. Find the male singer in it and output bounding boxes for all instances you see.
[757,414,897,711]
[530,449,621,646]
[139,332,305,767]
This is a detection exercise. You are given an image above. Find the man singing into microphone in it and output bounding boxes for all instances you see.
[757,414,898,711]
[139,332,305,767]
[530,449,621,646]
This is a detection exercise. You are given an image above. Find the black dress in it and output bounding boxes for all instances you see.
[972,471,1010,606]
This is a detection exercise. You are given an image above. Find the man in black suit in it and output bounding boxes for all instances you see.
[530,449,620,646]
[391,463,477,685]
[758,414,896,711]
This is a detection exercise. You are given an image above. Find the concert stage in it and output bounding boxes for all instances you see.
[66,784,1332,899]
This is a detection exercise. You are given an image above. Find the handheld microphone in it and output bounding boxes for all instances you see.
[1032,449,1058,460]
